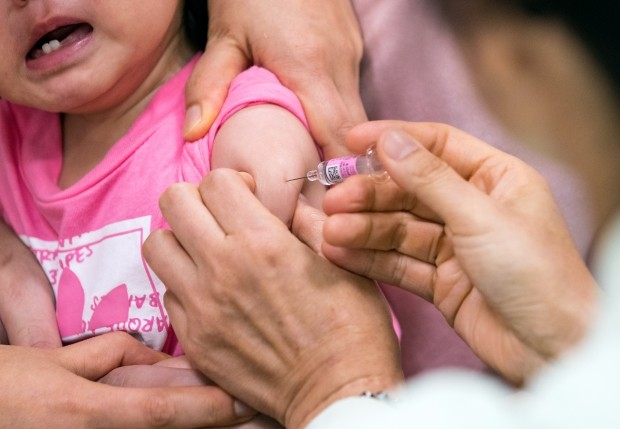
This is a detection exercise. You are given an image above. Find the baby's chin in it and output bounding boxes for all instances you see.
[10,73,138,115]
[6,87,118,115]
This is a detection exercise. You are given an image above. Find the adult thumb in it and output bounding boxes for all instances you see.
[375,129,497,234]
[184,41,247,141]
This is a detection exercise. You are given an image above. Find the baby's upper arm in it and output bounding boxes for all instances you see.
[211,103,324,226]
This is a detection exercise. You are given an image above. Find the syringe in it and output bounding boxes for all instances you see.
[287,146,388,186]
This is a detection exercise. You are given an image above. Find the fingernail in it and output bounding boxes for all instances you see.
[382,129,419,160]
[183,104,202,137]
[234,400,256,418]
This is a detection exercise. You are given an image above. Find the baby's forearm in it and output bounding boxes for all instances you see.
[0,219,60,347]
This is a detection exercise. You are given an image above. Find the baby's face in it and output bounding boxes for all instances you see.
[0,0,184,114]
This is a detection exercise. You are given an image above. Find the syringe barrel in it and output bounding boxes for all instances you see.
[314,147,385,185]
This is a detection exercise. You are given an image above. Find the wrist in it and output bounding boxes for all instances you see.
[528,269,598,362]
[284,350,404,428]
[290,375,402,429]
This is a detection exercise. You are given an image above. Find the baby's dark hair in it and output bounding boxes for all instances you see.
[183,0,209,52]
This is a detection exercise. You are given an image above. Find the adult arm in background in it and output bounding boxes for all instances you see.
[0,332,255,428]
[184,0,366,159]
[321,121,598,384]
[0,219,61,348]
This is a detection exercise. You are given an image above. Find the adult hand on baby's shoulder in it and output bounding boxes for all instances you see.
[184,0,366,158]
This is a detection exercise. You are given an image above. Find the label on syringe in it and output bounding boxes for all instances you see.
[325,156,358,183]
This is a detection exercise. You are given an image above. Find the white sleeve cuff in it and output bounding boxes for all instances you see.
[306,396,400,429]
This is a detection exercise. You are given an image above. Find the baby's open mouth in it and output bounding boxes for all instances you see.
[27,23,93,60]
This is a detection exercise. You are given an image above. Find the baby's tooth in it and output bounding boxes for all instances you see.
[41,39,61,55]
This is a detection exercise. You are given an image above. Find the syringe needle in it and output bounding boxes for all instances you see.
[286,176,307,182]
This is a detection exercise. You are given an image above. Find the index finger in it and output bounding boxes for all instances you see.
[158,182,225,258]
[54,333,255,427]
[56,332,167,379]
[196,169,286,235]
[87,383,253,428]
[158,173,258,255]
[323,175,438,222]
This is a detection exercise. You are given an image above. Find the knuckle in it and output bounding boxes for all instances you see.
[399,188,420,212]
[162,291,180,317]
[411,156,457,196]
[165,181,194,196]
[103,331,136,351]
[391,212,411,250]
[416,152,452,180]
[204,168,236,188]
[142,229,162,256]
[295,34,327,58]
[428,229,445,265]
[391,253,408,287]
[333,120,356,145]
[160,182,193,210]
[108,330,133,343]
[359,249,381,280]
[357,216,374,249]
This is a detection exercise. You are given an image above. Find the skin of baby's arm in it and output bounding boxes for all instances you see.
[211,103,324,224]
[0,219,61,347]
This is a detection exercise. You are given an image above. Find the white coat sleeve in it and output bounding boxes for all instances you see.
[307,371,521,428]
